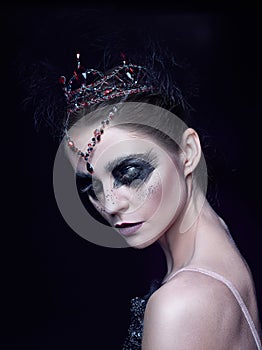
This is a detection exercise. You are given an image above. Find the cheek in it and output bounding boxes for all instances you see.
[144,180,163,206]
[163,170,182,200]
[160,166,186,221]
[130,172,163,215]
[143,163,185,225]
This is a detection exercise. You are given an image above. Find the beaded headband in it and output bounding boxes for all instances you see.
[60,53,153,174]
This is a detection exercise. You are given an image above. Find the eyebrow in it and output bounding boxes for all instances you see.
[105,150,157,173]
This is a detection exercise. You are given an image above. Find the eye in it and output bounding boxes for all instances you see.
[112,159,155,188]
[85,184,98,200]
[117,166,140,186]
[78,177,103,201]
[88,180,104,200]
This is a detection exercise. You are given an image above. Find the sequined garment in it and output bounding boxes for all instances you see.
[122,280,161,350]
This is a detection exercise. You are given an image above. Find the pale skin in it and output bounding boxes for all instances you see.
[67,123,261,349]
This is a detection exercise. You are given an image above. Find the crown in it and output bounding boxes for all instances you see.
[59,53,153,116]
[60,53,154,174]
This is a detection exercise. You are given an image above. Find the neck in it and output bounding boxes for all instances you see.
[158,189,216,282]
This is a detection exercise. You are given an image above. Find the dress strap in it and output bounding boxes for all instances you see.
[163,267,262,350]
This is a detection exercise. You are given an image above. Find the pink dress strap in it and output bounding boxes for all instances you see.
[163,267,262,349]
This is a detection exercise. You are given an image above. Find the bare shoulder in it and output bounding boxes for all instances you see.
[147,270,236,312]
[142,271,241,350]
[145,270,235,321]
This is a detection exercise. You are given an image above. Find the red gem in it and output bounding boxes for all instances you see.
[59,76,66,85]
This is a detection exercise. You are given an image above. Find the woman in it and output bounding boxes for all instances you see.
[53,48,262,349]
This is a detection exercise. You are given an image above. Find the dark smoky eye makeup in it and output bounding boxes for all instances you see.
[75,174,110,226]
[76,174,103,201]
[110,151,158,188]
[76,150,158,200]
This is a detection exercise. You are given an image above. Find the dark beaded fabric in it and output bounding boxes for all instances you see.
[122,279,162,350]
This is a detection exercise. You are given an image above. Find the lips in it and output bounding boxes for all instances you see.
[115,222,143,236]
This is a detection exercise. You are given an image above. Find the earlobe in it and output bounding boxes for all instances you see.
[181,128,201,177]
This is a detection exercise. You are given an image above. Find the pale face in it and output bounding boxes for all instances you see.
[72,126,188,248]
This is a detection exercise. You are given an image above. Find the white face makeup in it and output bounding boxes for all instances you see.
[75,126,187,248]
[54,102,207,248]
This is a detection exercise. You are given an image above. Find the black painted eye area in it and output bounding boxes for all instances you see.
[114,165,140,186]
[77,175,103,201]
[77,153,157,201]
[88,179,103,200]
[112,159,155,188]
[76,174,110,226]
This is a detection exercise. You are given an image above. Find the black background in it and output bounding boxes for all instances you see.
[1,2,262,349]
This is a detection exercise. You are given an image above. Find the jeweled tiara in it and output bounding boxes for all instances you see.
[60,53,154,174]
[60,53,153,116]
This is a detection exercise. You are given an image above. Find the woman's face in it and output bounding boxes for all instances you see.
[72,125,188,248]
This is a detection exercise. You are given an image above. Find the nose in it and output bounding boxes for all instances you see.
[102,187,130,216]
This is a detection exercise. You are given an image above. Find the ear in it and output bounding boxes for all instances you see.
[180,128,202,177]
